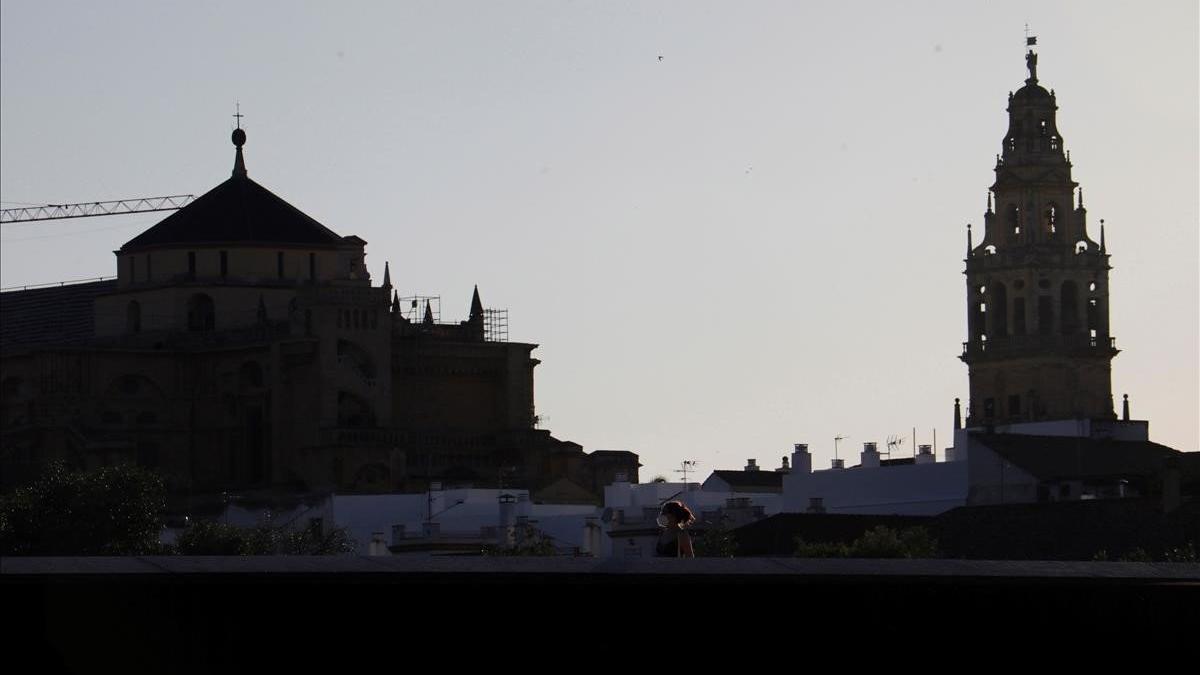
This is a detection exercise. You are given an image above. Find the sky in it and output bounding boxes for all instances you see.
[2,1,1197,483]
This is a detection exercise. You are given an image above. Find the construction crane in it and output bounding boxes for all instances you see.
[1,194,195,223]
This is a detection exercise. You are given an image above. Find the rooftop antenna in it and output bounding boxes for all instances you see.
[674,460,699,489]
[885,435,904,458]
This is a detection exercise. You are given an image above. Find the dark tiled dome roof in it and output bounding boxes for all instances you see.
[119,175,343,251]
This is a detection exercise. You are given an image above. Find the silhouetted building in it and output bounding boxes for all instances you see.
[949,43,1193,510]
[961,46,1116,425]
[0,129,638,500]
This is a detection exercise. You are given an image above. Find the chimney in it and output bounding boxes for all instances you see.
[515,516,530,545]
[498,493,516,547]
[861,442,880,468]
[776,456,791,473]
[582,516,600,556]
[368,531,388,556]
[830,459,845,470]
[791,444,813,474]
[916,444,935,464]
[745,459,759,472]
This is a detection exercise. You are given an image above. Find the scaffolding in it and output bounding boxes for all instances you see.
[397,295,440,324]
[483,308,508,342]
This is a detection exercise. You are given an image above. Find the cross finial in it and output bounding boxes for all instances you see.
[233,102,244,130]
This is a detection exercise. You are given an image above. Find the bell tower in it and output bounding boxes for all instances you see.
[960,44,1118,426]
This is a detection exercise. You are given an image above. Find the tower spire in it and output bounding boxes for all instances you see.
[231,105,248,179]
[962,38,1118,426]
[423,301,434,326]
[391,290,400,314]
[469,285,483,321]
[383,261,392,289]
[1100,218,1106,253]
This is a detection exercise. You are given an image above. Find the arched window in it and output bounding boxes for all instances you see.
[1045,203,1058,235]
[127,301,141,334]
[990,282,1008,338]
[971,285,987,343]
[1007,205,1021,237]
[1038,295,1054,335]
[187,294,215,332]
[337,339,376,382]
[1061,281,1079,335]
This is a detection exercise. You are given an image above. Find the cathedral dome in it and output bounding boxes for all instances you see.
[119,129,343,252]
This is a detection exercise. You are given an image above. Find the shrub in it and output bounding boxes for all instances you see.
[794,526,940,559]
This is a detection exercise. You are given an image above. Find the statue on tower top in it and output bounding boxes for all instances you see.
[1024,29,1038,83]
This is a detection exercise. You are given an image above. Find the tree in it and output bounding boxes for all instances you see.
[175,520,357,555]
[0,461,166,556]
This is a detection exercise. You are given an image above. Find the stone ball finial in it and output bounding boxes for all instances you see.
[232,127,247,148]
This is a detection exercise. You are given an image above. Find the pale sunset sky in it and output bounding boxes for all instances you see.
[2,1,1196,482]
